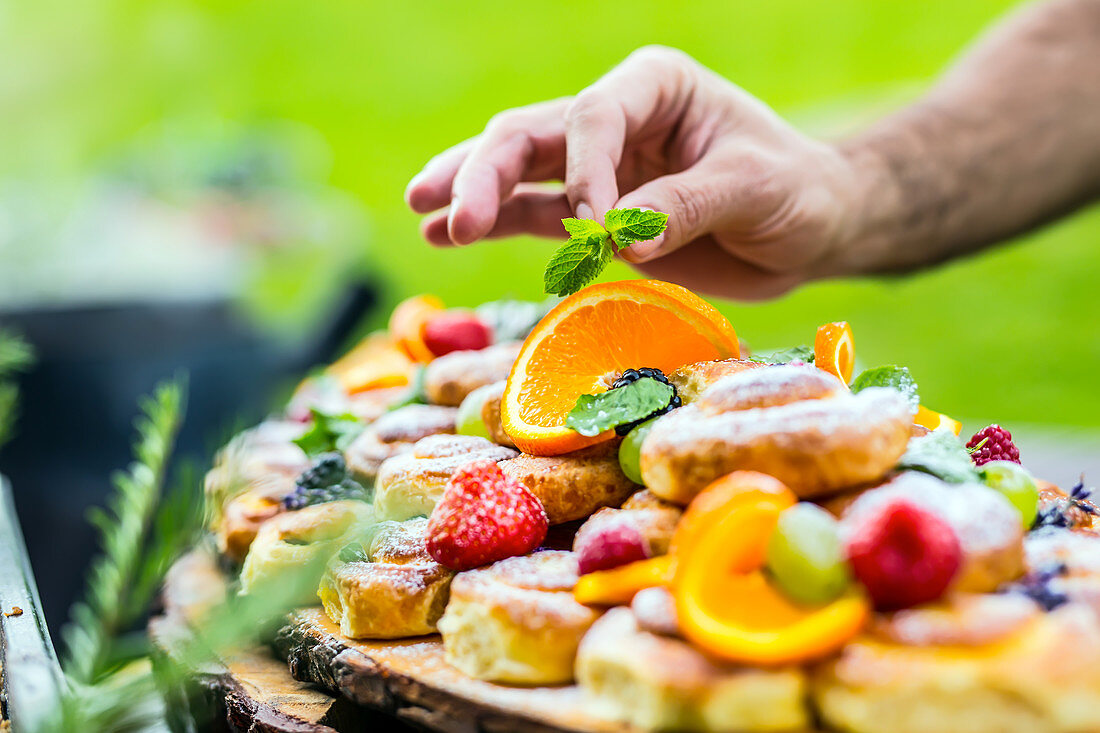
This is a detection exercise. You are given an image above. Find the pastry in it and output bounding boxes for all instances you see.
[423,341,521,407]
[343,403,458,483]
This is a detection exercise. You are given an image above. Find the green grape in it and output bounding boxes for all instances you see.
[455,383,496,439]
[981,461,1039,528]
[765,502,850,605]
[618,415,660,485]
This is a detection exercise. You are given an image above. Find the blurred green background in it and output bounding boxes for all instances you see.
[1,0,1097,428]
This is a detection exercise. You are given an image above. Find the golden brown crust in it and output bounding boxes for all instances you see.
[642,372,912,503]
[668,358,765,404]
[479,381,516,448]
[424,341,521,407]
[344,404,457,482]
[438,551,600,684]
[499,441,638,524]
[219,491,285,563]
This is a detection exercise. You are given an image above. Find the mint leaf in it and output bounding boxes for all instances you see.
[604,208,668,249]
[566,377,675,437]
[543,234,612,297]
[897,430,981,483]
[562,217,608,240]
[850,365,919,412]
[543,208,668,296]
[748,345,815,365]
[294,408,365,457]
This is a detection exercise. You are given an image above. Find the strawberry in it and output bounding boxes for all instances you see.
[422,311,493,357]
[845,498,961,610]
[426,460,548,570]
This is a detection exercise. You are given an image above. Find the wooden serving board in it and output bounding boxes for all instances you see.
[155,550,630,733]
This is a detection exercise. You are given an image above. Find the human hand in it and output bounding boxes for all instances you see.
[406,46,868,299]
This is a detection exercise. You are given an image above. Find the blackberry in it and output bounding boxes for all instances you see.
[283,452,371,510]
[610,367,683,436]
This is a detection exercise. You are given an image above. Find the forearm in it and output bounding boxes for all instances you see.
[835,0,1100,275]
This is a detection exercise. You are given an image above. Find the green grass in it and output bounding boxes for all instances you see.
[1,0,1097,427]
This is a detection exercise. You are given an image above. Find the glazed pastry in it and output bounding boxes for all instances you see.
[318,518,454,639]
[343,404,458,484]
[499,441,638,524]
[841,472,1025,593]
[239,500,375,605]
[373,434,518,522]
[437,551,599,684]
[641,365,912,503]
[423,341,521,407]
[576,606,809,732]
[813,600,1100,733]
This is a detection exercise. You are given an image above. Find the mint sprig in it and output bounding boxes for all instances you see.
[747,345,815,365]
[850,365,919,412]
[544,208,669,296]
[896,429,981,484]
[565,377,674,437]
[293,408,364,457]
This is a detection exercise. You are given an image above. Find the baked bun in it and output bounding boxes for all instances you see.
[576,606,809,732]
[437,551,599,684]
[813,602,1100,733]
[344,404,458,483]
[668,358,764,403]
[499,441,637,524]
[318,518,454,639]
[373,434,518,522]
[573,490,683,557]
[423,341,521,407]
[478,380,516,448]
[641,365,911,503]
[205,420,310,562]
[239,500,374,605]
[841,473,1025,593]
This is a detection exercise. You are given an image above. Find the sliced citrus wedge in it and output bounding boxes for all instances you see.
[573,555,674,606]
[814,321,855,384]
[914,405,962,435]
[672,471,868,665]
[501,280,739,455]
[389,294,444,363]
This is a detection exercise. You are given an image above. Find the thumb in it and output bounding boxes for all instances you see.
[612,165,729,263]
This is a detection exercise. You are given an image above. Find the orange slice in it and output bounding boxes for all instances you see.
[501,280,739,456]
[672,471,869,665]
[573,555,675,606]
[914,405,962,435]
[389,294,444,363]
[327,332,414,393]
[814,321,855,384]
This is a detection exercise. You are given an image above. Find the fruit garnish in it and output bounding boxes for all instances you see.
[896,429,981,483]
[389,294,444,363]
[746,344,814,365]
[284,453,371,510]
[426,460,548,571]
[814,321,855,384]
[672,471,868,665]
[575,519,650,576]
[765,502,851,605]
[844,498,961,610]
[543,208,669,297]
[501,279,739,456]
[293,408,365,458]
[849,365,919,413]
[326,331,414,394]
[422,310,494,357]
[455,383,498,439]
[618,415,660,485]
[573,555,674,606]
[966,424,1021,466]
[980,461,1039,527]
[914,405,962,435]
[566,376,675,437]
[1031,479,1098,530]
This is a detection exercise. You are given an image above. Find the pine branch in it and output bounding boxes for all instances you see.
[0,327,34,448]
[60,378,187,684]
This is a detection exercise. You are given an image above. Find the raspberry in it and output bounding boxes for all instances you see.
[422,311,493,357]
[575,519,650,575]
[845,499,961,610]
[426,460,548,570]
[610,367,682,435]
[966,424,1021,466]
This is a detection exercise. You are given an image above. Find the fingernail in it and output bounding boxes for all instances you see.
[575,202,594,221]
[627,233,664,261]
